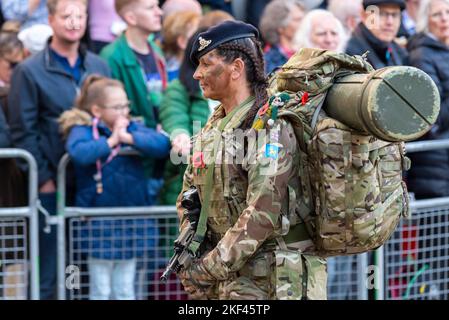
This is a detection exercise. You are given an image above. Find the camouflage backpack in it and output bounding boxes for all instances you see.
[255,48,411,257]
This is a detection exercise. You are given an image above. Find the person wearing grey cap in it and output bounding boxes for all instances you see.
[346,0,408,68]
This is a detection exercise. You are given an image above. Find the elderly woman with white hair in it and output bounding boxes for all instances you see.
[259,0,306,74]
[293,9,348,53]
[407,0,449,200]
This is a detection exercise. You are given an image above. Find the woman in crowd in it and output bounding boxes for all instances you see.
[407,0,449,198]
[406,0,449,298]
[259,0,306,74]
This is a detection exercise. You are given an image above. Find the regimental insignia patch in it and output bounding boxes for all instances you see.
[198,37,212,51]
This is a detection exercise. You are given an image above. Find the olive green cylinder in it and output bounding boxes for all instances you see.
[324,66,441,142]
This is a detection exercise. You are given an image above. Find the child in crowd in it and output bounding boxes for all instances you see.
[59,75,171,300]
[100,0,168,205]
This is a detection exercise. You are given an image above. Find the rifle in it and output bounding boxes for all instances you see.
[160,186,201,283]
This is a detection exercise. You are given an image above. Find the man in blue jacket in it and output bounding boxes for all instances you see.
[7,0,110,299]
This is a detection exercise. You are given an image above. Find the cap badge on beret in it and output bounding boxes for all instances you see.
[198,37,212,52]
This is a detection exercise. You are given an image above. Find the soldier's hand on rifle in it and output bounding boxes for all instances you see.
[179,257,216,299]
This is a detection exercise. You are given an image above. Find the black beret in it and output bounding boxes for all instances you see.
[190,20,259,66]
[363,0,406,10]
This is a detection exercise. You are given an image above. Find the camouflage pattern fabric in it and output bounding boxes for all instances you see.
[275,48,374,96]
[309,117,410,255]
[272,48,410,257]
[177,98,327,300]
[274,250,327,300]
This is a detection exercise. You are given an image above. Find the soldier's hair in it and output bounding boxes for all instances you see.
[74,75,124,114]
[47,0,87,15]
[216,37,268,130]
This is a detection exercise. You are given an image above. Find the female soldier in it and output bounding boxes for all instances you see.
[176,20,327,300]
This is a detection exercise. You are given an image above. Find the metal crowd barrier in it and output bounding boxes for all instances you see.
[378,139,449,300]
[0,149,39,300]
[382,197,449,300]
[56,153,188,300]
[327,254,369,300]
[48,140,449,300]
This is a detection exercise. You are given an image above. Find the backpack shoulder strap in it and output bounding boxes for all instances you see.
[278,109,310,152]
[310,93,328,132]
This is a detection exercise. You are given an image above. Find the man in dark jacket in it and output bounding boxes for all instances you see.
[346,0,408,68]
[7,0,110,299]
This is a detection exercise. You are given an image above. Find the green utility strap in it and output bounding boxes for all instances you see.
[188,96,255,254]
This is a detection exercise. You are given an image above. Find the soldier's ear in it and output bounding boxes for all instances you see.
[230,57,245,80]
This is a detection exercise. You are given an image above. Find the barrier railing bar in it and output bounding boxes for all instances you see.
[56,153,68,300]
[410,197,449,210]
[405,139,449,153]
[357,253,368,300]
[375,246,385,300]
[0,208,35,216]
[62,206,177,218]
[56,151,178,300]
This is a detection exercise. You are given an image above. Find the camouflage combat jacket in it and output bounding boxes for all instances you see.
[177,97,327,299]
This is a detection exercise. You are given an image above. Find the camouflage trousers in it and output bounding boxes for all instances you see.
[204,248,328,300]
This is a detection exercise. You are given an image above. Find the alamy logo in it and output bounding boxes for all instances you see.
[366,265,380,290]
[66,265,80,290]
[64,4,83,31]
[365,5,381,30]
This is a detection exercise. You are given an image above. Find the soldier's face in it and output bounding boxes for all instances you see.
[193,51,233,101]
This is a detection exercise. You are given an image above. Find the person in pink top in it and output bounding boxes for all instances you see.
[88,0,126,53]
